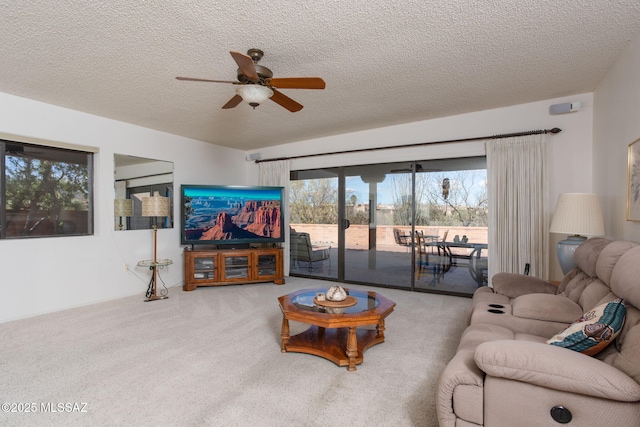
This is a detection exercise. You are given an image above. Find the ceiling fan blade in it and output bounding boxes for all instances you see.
[176,76,237,84]
[230,51,259,80]
[270,89,303,112]
[267,77,326,90]
[222,95,243,109]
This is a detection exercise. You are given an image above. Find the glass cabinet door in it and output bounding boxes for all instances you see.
[193,256,216,281]
[256,253,277,278]
[223,254,250,280]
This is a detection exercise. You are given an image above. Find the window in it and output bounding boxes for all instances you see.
[1,139,93,238]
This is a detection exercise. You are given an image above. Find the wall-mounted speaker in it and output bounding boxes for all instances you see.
[245,152,262,161]
[550,102,581,115]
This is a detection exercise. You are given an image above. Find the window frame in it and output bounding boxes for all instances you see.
[0,139,94,239]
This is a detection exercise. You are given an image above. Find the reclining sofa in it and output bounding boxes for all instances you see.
[437,238,640,426]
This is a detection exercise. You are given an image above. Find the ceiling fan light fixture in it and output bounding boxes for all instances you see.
[236,85,274,109]
[178,49,325,112]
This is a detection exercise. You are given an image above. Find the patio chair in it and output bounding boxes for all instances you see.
[435,229,449,256]
[290,232,331,272]
[393,228,413,251]
[416,230,451,286]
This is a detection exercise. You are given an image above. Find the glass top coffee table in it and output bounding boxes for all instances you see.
[278,288,395,371]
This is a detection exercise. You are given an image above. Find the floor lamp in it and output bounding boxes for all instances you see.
[114,198,133,230]
[141,192,171,301]
[550,193,605,275]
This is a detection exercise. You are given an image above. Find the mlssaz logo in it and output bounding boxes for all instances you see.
[41,402,88,413]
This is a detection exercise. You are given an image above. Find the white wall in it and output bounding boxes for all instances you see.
[249,94,595,280]
[0,92,249,322]
[593,32,640,242]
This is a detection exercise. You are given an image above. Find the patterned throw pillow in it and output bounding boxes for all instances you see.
[546,298,626,356]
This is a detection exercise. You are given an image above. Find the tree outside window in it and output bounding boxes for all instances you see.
[2,141,92,238]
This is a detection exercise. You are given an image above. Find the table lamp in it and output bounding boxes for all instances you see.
[114,198,133,230]
[141,192,171,301]
[550,193,605,274]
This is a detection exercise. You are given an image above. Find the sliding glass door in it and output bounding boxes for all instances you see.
[412,158,489,294]
[343,163,414,288]
[289,157,488,296]
[289,169,338,279]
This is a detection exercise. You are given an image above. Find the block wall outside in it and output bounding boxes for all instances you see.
[290,223,487,251]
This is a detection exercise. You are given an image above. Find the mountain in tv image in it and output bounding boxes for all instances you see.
[184,196,281,241]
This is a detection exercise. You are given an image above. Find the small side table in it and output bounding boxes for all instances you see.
[138,258,173,302]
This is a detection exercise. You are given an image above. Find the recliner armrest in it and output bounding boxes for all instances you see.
[436,349,485,426]
[491,273,558,298]
[474,340,640,401]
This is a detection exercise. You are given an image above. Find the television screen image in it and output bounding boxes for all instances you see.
[181,185,284,247]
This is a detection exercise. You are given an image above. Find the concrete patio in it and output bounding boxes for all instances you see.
[290,245,486,296]
[289,223,488,296]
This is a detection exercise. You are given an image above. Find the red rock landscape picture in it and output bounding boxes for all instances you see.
[191,199,281,241]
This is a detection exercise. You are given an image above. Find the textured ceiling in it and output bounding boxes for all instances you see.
[1,1,640,151]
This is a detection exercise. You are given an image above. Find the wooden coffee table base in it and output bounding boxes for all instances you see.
[281,319,386,371]
[279,288,395,371]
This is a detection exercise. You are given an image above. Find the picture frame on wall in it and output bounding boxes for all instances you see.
[627,137,640,221]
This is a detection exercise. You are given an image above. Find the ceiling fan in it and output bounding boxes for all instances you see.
[176,49,325,112]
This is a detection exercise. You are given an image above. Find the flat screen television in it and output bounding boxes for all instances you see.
[180,184,284,248]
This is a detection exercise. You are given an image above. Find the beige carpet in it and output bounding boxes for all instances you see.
[0,277,470,427]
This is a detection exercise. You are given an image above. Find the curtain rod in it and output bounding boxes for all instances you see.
[255,127,561,163]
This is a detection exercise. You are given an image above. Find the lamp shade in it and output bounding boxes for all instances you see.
[550,193,605,236]
[114,198,133,217]
[550,193,605,275]
[236,84,273,107]
[141,192,171,217]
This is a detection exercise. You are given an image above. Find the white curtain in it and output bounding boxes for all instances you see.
[259,160,291,276]
[486,134,549,281]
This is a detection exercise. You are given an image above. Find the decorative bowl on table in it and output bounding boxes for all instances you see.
[326,285,347,301]
[314,285,357,308]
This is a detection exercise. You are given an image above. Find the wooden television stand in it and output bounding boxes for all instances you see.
[183,246,284,291]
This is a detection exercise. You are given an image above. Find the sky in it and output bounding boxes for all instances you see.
[346,169,487,206]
